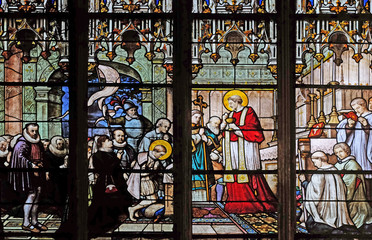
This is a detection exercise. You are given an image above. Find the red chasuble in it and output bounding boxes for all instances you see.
[223,107,265,143]
[224,107,277,214]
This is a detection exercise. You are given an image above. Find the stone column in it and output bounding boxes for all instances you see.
[34,86,51,139]
[5,46,23,135]
[48,87,64,138]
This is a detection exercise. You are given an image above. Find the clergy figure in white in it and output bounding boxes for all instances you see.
[299,151,355,233]
[336,98,372,180]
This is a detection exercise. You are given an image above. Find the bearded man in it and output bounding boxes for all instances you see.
[106,101,153,152]
[9,123,48,233]
[44,136,68,211]
[205,117,225,201]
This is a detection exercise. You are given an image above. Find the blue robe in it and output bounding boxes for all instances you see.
[337,112,372,178]
[191,127,215,192]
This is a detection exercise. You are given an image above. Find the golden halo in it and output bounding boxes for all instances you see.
[223,90,248,111]
[149,140,172,160]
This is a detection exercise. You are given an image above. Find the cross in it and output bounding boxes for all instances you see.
[192,95,210,201]
[298,108,305,125]
[193,95,208,125]
[299,108,304,117]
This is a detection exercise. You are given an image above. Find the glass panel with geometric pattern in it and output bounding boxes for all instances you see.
[88,18,173,84]
[88,0,172,13]
[193,0,276,14]
[0,18,69,76]
[192,19,277,85]
[296,20,372,87]
[296,0,371,14]
[295,17,372,237]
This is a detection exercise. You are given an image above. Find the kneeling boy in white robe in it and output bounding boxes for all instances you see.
[299,151,357,234]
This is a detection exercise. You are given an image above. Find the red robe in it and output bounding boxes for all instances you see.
[224,107,277,214]
[226,107,265,143]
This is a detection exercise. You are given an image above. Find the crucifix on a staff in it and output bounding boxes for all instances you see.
[192,95,211,201]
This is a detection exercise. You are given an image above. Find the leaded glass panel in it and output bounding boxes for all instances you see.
[295,17,372,238]
[192,0,276,14]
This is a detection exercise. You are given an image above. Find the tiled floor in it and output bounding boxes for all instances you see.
[2,213,60,239]
[192,202,279,235]
[1,203,307,239]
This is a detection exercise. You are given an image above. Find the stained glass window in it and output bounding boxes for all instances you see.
[0,0,68,13]
[88,0,172,13]
[191,4,279,234]
[192,0,276,14]
[87,4,175,236]
[0,14,70,238]
[295,16,372,239]
[296,0,371,14]
[2,0,372,239]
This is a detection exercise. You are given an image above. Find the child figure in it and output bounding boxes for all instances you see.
[333,143,372,233]
[299,151,357,234]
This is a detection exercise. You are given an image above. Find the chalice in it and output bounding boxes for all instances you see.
[225,118,235,131]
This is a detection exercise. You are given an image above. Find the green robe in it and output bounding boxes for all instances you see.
[335,156,372,228]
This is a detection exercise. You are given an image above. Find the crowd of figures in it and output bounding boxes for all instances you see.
[86,90,279,235]
[298,97,372,236]
[87,101,174,236]
[3,93,372,237]
[0,101,175,236]
[0,123,69,233]
[84,91,280,236]
[0,100,175,237]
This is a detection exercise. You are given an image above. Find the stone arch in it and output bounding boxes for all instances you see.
[34,68,68,139]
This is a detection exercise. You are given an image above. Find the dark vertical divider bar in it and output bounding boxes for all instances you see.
[173,0,192,239]
[68,0,88,239]
[277,1,296,240]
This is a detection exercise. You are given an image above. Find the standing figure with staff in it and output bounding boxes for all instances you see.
[191,95,215,201]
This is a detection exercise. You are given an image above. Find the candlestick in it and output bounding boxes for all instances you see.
[307,93,317,128]
[317,88,326,123]
[328,81,340,124]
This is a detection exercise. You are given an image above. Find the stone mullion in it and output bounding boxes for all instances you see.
[67,0,89,239]
[277,0,296,239]
[173,0,192,239]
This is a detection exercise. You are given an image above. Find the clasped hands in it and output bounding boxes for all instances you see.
[348,117,368,127]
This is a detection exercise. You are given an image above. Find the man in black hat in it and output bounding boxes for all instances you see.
[106,101,152,152]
